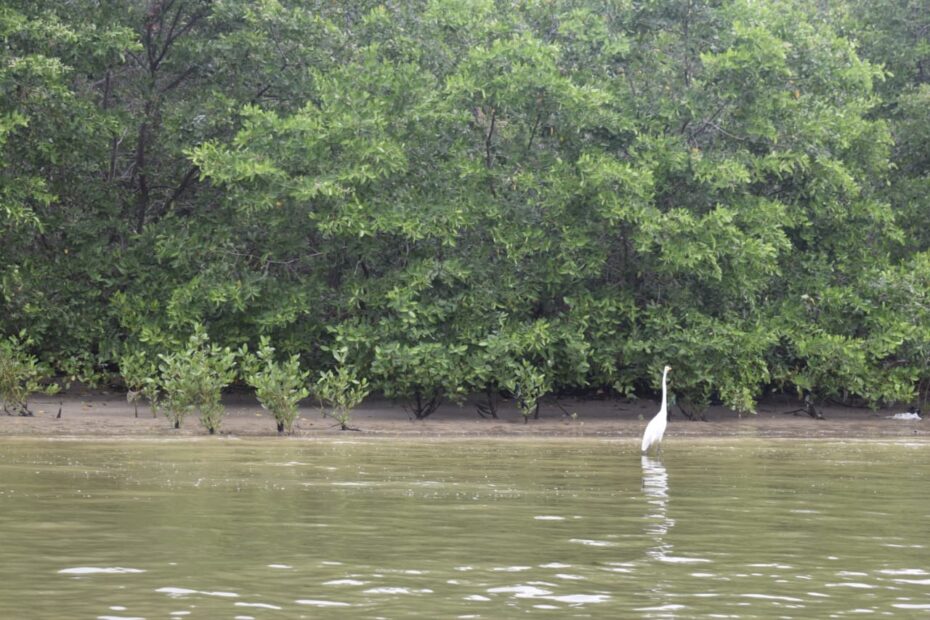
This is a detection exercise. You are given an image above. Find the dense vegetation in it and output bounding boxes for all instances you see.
[2,0,929,418]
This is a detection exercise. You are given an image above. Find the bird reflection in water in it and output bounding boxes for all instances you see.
[642,455,674,561]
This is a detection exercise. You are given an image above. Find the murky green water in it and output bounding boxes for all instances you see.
[1,438,929,619]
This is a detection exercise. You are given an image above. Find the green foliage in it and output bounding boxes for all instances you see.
[2,0,929,416]
[118,350,160,419]
[157,328,237,433]
[314,348,370,431]
[505,360,551,423]
[1,3,139,374]
[0,332,59,415]
[243,337,310,434]
[371,341,466,419]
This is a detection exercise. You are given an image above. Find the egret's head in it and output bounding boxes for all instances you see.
[664,365,672,373]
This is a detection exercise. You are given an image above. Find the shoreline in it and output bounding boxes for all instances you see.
[1,390,926,441]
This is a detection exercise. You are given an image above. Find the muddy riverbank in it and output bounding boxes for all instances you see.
[1,389,926,440]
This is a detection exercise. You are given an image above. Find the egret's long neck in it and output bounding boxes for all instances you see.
[660,369,669,410]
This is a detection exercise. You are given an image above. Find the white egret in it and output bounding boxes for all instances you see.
[641,365,672,455]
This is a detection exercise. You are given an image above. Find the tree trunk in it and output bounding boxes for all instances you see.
[134,121,149,233]
[476,386,498,419]
[411,389,442,419]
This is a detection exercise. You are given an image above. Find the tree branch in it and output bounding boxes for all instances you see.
[163,165,199,213]
[526,110,543,156]
[485,106,497,169]
[160,64,197,93]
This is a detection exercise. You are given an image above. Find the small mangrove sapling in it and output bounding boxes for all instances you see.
[0,333,59,416]
[244,337,310,434]
[158,329,238,433]
[506,360,550,424]
[315,348,370,431]
[119,350,161,418]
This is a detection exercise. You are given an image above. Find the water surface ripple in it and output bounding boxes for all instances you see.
[0,438,928,618]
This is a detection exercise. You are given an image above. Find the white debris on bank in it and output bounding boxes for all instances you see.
[889,412,922,420]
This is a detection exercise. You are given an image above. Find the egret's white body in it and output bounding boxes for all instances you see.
[641,365,672,454]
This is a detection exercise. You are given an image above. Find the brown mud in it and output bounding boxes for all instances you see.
[0,389,926,441]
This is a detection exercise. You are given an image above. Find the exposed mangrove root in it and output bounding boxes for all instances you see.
[677,398,708,422]
[785,393,825,420]
[407,389,442,420]
[476,386,499,419]
[2,402,33,417]
[552,399,580,421]
[330,422,361,432]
